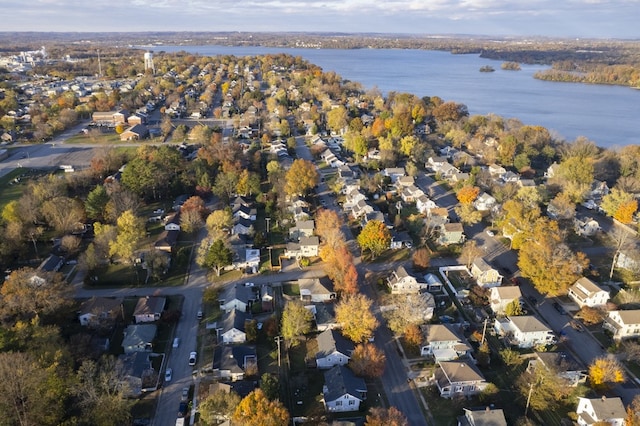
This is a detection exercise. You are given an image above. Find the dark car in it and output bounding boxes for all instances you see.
[178,402,188,418]
[553,302,567,315]
[527,295,538,306]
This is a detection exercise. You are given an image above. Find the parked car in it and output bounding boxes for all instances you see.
[188,351,197,366]
[164,368,172,382]
[178,402,188,418]
[173,338,180,348]
[486,229,495,237]
[181,387,189,401]
[553,302,567,315]
[197,310,203,320]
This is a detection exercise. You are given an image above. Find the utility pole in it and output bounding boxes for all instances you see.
[525,382,534,417]
[275,336,282,368]
[97,49,102,77]
[481,318,488,345]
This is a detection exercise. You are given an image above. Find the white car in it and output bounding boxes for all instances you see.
[165,368,172,382]
[188,351,197,366]
[172,338,180,348]
[486,230,495,237]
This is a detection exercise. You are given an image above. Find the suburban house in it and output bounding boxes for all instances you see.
[154,229,179,252]
[78,297,123,328]
[118,352,155,396]
[576,397,626,426]
[616,249,640,273]
[164,213,181,231]
[289,220,315,241]
[261,285,274,312]
[416,194,437,214]
[400,185,424,203]
[423,273,444,293]
[322,365,367,413]
[387,265,429,294]
[420,324,471,361]
[426,156,450,173]
[231,248,261,273]
[213,345,257,381]
[425,207,450,228]
[390,231,413,250]
[122,324,157,354]
[470,257,503,288]
[299,277,336,303]
[351,199,375,220]
[133,296,166,323]
[574,217,601,237]
[438,222,465,245]
[383,167,406,183]
[218,308,250,344]
[567,277,610,308]
[433,360,488,399]
[603,310,640,340]
[38,254,65,272]
[474,192,497,212]
[489,286,522,315]
[308,303,338,332]
[488,163,507,178]
[232,218,254,236]
[120,124,149,141]
[527,351,587,387]
[315,329,354,369]
[457,407,507,426]
[283,236,320,259]
[219,283,260,313]
[233,204,257,221]
[493,316,555,348]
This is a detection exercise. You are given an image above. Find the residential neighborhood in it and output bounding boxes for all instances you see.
[1,42,640,426]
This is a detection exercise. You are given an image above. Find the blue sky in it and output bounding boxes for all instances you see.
[2,0,639,39]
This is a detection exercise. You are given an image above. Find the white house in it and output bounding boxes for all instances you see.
[576,397,626,426]
[416,194,437,214]
[219,283,260,313]
[383,167,406,183]
[420,324,470,360]
[133,296,166,323]
[315,329,354,369]
[574,217,601,237]
[493,315,555,348]
[489,286,522,315]
[218,309,249,344]
[213,345,257,382]
[567,277,610,308]
[474,192,497,212]
[433,360,488,399]
[289,219,315,241]
[616,250,640,273]
[322,365,367,413]
[387,265,429,294]
[299,277,336,303]
[603,310,640,340]
[470,257,503,288]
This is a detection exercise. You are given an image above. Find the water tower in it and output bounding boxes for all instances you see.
[144,51,155,74]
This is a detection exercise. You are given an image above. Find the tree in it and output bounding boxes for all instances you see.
[284,158,318,196]
[456,185,480,204]
[281,300,313,345]
[236,170,261,197]
[518,219,588,296]
[460,240,482,269]
[326,105,348,133]
[505,299,524,316]
[350,343,386,378]
[412,247,431,270]
[365,407,408,426]
[232,389,290,426]
[578,306,605,325]
[60,235,81,256]
[357,220,391,259]
[199,388,241,424]
[79,242,101,273]
[335,294,379,343]
[601,188,637,222]
[144,249,170,282]
[316,208,344,244]
[43,196,85,235]
[109,210,145,263]
[85,185,110,221]
[455,203,482,225]
[515,365,573,412]
[204,239,233,276]
[625,394,640,426]
[383,293,434,335]
[259,373,280,401]
[74,356,134,426]
[1,268,72,317]
[588,357,625,389]
[499,348,523,368]
[213,171,239,203]
[180,208,205,234]
[206,209,234,236]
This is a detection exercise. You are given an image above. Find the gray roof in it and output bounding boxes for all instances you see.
[436,360,486,384]
[533,351,584,373]
[298,277,334,296]
[221,308,250,333]
[79,297,123,316]
[133,296,166,317]
[460,408,507,426]
[214,345,256,373]
[316,329,354,360]
[508,315,551,333]
[122,324,157,347]
[220,283,260,306]
[472,257,494,272]
[423,324,463,343]
[579,397,626,421]
[323,365,366,402]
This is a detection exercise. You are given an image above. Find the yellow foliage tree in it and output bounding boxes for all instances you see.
[335,294,379,343]
[456,185,480,205]
[357,219,391,259]
[615,199,638,224]
[588,357,625,389]
[232,389,289,426]
[284,159,318,197]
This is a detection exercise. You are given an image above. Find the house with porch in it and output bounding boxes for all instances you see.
[527,351,587,387]
[387,265,429,294]
[603,310,640,340]
[438,222,465,245]
[576,397,626,426]
[322,365,367,413]
[433,360,488,399]
[299,277,336,303]
[213,345,257,381]
[289,220,315,241]
[122,324,157,354]
[219,283,260,313]
[315,329,354,369]
[133,296,166,323]
[218,308,250,344]
[489,286,522,315]
[493,315,555,348]
[420,323,471,361]
[567,277,610,308]
[283,236,320,259]
[470,257,503,288]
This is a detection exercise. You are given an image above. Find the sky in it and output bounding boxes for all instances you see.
[1,0,639,39]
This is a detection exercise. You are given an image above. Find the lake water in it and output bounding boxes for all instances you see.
[149,45,639,149]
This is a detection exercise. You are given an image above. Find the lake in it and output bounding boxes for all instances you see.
[149,45,639,149]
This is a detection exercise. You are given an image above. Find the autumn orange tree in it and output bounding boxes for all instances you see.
[412,247,431,271]
[357,219,391,259]
[232,389,289,426]
[517,218,588,296]
[365,407,409,426]
[588,357,625,390]
[349,343,386,378]
[1,267,72,317]
[284,158,318,197]
[335,294,379,343]
[456,185,480,205]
